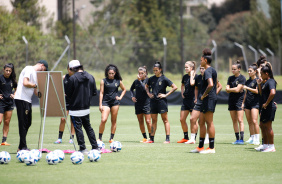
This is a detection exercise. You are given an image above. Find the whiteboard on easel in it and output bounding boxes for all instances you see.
[37,71,66,117]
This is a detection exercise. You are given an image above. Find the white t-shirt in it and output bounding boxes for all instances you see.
[14,66,37,103]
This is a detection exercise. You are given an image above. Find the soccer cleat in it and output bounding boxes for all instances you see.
[177,138,188,143]
[185,140,196,144]
[144,140,154,143]
[255,145,265,151]
[190,147,204,153]
[109,139,114,143]
[245,137,252,143]
[163,141,170,144]
[69,139,74,144]
[140,138,148,143]
[204,139,209,144]
[199,147,215,154]
[238,140,245,145]
[232,140,240,145]
[261,147,276,152]
[248,140,254,144]
[54,139,62,144]
[1,142,11,146]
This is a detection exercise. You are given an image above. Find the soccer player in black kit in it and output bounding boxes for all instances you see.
[191,48,217,154]
[242,64,260,145]
[177,61,197,143]
[226,60,246,145]
[98,64,126,143]
[130,66,152,143]
[145,62,177,143]
[256,63,276,152]
[0,63,17,146]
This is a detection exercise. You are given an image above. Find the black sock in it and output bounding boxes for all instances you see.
[184,132,189,140]
[149,133,151,138]
[58,131,63,139]
[70,135,74,139]
[240,131,244,141]
[235,132,239,140]
[2,136,7,143]
[262,138,264,144]
[99,133,103,140]
[151,136,154,142]
[195,132,198,141]
[209,138,215,149]
[142,133,147,139]
[110,133,115,140]
[199,137,205,148]
[166,135,170,141]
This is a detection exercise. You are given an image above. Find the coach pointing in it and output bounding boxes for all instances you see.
[15,60,48,152]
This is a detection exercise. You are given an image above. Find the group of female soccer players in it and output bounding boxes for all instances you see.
[0,49,277,153]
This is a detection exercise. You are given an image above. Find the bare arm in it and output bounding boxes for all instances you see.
[242,91,247,108]
[201,78,213,100]
[99,80,104,112]
[194,86,198,104]
[262,89,276,109]
[243,86,258,94]
[145,84,154,99]
[190,71,195,86]
[216,80,222,95]
[181,83,185,98]
[23,77,37,88]
[257,78,263,95]
[158,83,178,98]
[226,84,244,93]
[116,81,126,100]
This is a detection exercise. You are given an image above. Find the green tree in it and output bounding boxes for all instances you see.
[10,0,46,29]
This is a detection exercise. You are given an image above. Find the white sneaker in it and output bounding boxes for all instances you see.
[199,148,215,154]
[252,141,260,145]
[255,145,266,151]
[245,137,252,143]
[261,147,276,152]
[185,140,195,144]
[204,139,209,144]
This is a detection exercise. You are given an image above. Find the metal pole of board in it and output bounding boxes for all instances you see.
[38,74,48,149]
[40,72,50,152]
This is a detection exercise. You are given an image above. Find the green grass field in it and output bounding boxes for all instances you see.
[0,105,282,184]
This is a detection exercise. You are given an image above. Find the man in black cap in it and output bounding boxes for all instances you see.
[14,60,48,151]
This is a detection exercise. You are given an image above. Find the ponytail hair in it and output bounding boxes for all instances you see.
[202,48,212,64]
[153,61,163,74]
[232,60,241,70]
[261,62,277,84]
[105,64,122,80]
[138,66,148,76]
[185,61,196,70]
[257,55,267,67]
[4,63,17,87]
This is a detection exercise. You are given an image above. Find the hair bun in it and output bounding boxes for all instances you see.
[202,48,211,56]
[236,60,241,64]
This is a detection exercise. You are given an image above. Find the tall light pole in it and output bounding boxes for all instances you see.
[211,40,217,71]
[163,37,167,73]
[180,0,184,75]
[72,0,76,59]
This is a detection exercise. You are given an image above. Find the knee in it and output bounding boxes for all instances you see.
[101,119,107,124]
[4,119,10,125]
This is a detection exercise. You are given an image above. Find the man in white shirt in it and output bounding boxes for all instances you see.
[15,60,48,151]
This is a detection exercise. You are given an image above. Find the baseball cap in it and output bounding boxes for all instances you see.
[37,60,48,71]
[69,60,81,68]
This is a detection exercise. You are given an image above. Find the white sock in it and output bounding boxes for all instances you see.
[263,144,269,149]
[191,133,195,141]
[205,133,209,140]
[251,135,254,140]
[255,134,260,142]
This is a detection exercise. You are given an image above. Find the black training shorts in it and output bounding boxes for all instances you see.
[181,98,195,112]
[151,99,168,114]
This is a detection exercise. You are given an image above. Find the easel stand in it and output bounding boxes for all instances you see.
[37,71,77,152]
